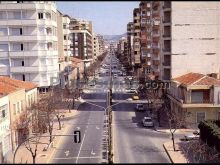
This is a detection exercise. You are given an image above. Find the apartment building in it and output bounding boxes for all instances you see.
[57,11,74,88]
[69,18,94,68]
[133,8,141,76]
[93,34,100,61]
[96,34,105,55]
[139,1,161,79]
[0,76,37,151]
[167,72,220,128]
[0,94,11,163]
[0,1,59,91]
[127,22,134,68]
[160,1,220,80]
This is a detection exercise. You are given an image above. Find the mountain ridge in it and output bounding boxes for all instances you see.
[103,33,127,41]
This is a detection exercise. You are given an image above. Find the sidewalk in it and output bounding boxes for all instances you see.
[163,141,188,163]
[5,109,79,164]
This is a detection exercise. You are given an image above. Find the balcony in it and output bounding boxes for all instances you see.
[163,1,171,11]
[153,60,160,66]
[152,10,160,18]
[0,51,9,58]
[153,1,160,8]
[9,50,58,57]
[163,48,171,54]
[134,15,140,20]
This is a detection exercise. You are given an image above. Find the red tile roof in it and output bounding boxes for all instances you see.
[173,72,220,86]
[0,76,38,92]
[0,82,21,95]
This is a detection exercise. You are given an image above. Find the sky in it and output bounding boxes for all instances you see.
[56,1,140,35]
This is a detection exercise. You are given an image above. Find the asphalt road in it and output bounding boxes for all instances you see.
[50,55,111,164]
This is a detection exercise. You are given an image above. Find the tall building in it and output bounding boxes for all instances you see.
[0,1,59,91]
[160,1,220,80]
[133,8,141,76]
[57,11,74,88]
[127,22,134,68]
[139,1,161,79]
[93,33,100,60]
[96,34,105,55]
[69,18,94,67]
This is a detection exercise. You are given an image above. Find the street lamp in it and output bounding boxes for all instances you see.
[78,98,131,163]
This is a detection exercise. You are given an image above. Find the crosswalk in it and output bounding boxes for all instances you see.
[83,88,129,94]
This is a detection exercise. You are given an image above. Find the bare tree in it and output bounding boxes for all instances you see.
[162,94,186,151]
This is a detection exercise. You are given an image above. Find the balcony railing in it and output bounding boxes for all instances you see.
[190,99,213,104]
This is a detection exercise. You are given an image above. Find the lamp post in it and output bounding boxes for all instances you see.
[78,98,131,163]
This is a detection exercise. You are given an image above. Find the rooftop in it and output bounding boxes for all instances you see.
[0,76,38,92]
[173,72,220,86]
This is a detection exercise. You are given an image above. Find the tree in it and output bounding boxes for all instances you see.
[162,94,186,151]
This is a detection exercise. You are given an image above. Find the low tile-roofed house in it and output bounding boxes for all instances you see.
[173,72,220,86]
[0,76,38,91]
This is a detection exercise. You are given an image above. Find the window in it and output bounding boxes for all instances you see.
[21,43,23,51]
[22,60,24,66]
[0,105,8,119]
[22,74,25,81]
[21,100,23,111]
[64,35,67,40]
[196,112,205,123]
[38,13,43,19]
[75,34,78,41]
[63,24,66,29]
[20,28,22,35]
[13,104,16,115]
[17,102,20,114]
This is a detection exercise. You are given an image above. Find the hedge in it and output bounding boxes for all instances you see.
[198,120,220,152]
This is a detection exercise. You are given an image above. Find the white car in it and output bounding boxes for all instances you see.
[113,74,117,78]
[142,117,154,127]
[125,89,137,94]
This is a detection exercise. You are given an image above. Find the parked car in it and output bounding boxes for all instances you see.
[113,74,117,78]
[184,134,199,141]
[142,117,154,127]
[136,104,145,111]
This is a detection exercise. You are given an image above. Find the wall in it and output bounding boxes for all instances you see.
[0,95,11,160]
[171,2,220,78]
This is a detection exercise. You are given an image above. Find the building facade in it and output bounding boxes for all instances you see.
[0,1,59,90]
[69,18,94,68]
[167,72,220,128]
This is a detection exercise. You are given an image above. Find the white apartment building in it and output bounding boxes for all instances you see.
[160,1,220,80]
[0,95,11,163]
[0,1,59,91]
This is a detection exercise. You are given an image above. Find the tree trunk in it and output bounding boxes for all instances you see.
[171,132,176,151]
[57,115,61,130]
[33,155,36,164]
[49,124,53,143]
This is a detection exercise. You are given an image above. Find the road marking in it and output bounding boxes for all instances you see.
[53,156,101,160]
[75,133,86,163]
[91,149,96,155]
[64,150,70,157]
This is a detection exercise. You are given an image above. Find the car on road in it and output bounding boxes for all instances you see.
[88,80,96,86]
[125,89,137,94]
[113,74,117,78]
[132,95,139,100]
[142,117,154,127]
[135,104,145,111]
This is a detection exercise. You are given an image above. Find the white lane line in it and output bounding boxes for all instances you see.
[54,156,101,160]
[75,133,86,163]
